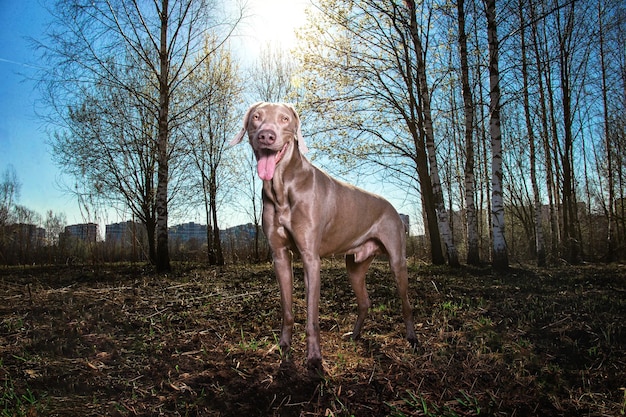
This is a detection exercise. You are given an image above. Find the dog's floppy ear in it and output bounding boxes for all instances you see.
[287,104,309,155]
[229,102,263,146]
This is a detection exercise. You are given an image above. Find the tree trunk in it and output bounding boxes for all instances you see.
[145,214,157,264]
[598,2,615,262]
[556,4,579,264]
[457,0,480,266]
[156,0,171,272]
[407,0,459,266]
[210,173,224,266]
[204,189,214,264]
[410,120,445,265]
[484,0,508,270]
[520,0,546,267]
[530,0,558,262]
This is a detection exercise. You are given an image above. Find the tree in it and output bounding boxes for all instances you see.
[0,166,22,263]
[597,0,615,261]
[405,0,460,267]
[36,0,243,271]
[518,0,546,266]
[249,44,297,103]
[297,0,457,265]
[0,166,21,226]
[528,0,560,260]
[45,210,66,247]
[51,74,162,263]
[484,0,509,269]
[457,0,481,265]
[183,36,243,265]
[555,1,581,263]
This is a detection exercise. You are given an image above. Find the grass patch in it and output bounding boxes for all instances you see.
[0,262,624,415]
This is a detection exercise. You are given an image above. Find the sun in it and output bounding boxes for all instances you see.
[245,0,308,51]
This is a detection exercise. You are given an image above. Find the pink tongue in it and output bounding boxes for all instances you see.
[257,152,277,181]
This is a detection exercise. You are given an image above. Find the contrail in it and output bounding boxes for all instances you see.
[0,57,43,70]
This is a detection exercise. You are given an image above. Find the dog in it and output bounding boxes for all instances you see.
[230,102,417,371]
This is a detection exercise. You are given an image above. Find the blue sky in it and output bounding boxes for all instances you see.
[0,1,85,223]
[0,0,310,228]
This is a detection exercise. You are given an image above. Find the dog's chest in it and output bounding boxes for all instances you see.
[263,183,292,233]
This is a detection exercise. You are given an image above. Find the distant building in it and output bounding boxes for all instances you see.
[169,222,207,243]
[106,221,146,245]
[4,223,46,246]
[220,223,258,244]
[64,223,98,242]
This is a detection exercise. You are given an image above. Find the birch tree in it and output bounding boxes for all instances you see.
[405,0,460,267]
[484,0,509,269]
[457,0,481,265]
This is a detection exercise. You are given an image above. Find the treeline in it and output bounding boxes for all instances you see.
[295,0,626,266]
[13,0,626,268]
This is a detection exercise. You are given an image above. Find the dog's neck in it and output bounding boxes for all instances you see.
[262,139,311,207]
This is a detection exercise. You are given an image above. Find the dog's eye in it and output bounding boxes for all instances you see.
[281,115,289,123]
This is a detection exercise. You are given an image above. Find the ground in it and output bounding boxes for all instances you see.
[1,261,625,416]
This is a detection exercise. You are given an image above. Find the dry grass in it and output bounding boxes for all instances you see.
[1,261,625,416]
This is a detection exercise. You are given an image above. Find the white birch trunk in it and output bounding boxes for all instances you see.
[485,0,508,269]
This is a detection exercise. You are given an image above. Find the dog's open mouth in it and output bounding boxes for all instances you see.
[256,143,289,181]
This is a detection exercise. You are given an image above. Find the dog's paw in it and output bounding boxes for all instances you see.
[306,356,324,377]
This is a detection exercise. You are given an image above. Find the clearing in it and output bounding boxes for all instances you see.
[1,261,625,416]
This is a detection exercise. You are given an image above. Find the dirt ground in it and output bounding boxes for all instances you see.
[1,261,625,416]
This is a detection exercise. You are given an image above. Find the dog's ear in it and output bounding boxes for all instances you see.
[287,104,309,155]
[228,128,246,147]
[296,123,308,155]
[229,103,263,146]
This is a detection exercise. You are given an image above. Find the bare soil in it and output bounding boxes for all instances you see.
[1,261,625,416]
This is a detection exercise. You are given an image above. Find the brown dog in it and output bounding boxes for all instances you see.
[230,102,417,370]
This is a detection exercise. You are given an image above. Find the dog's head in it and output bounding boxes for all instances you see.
[230,102,308,181]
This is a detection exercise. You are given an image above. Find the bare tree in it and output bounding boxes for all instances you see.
[249,44,296,102]
[518,0,546,266]
[598,0,615,261]
[529,0,560,260]
[0,166,22,263]
[183,36,243,265]
[297,0,459,265]
[0,166,21,226]
[484,0,509,269]
[405,0,459,266]
[45,210,67,247]
[457,0,481,265]
[51,73,162,262]
[36,0,243,271]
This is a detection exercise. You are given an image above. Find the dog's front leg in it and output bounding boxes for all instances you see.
[301,252,323,371]
[273,247,294,359]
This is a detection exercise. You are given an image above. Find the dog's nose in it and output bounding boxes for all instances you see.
[258,129,276,145]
